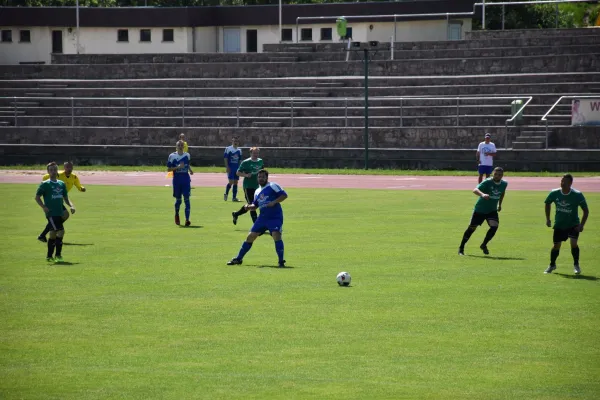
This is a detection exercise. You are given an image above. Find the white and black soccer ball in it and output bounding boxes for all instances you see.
[336,271,351,287]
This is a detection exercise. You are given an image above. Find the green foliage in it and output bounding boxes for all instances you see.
[1,184,599,398]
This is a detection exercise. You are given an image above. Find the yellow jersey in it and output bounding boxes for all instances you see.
[42,171,84,193]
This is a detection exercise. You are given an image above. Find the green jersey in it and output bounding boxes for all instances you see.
[545,188,587,229]
[474,178,508,214]
[237,157,264,189]
[36,179,67,217]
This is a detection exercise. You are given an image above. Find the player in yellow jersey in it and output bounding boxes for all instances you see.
[179,133,189,153]
[37,161,86,242]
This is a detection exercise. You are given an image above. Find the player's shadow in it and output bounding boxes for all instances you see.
[52,262,80,266]
[555,273,598,281]
[466,255,526,261]
[63,242,94,246]
[254,264,294,269]
[180,225,203,229]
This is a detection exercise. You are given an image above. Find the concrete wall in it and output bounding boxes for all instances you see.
[0,26,52,64]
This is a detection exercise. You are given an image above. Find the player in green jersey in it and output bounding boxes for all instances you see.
[544,174,589,275]
[459,167,508,256]
[34,162,76,263]
[232,147,264,225]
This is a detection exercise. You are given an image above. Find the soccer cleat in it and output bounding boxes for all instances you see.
[38,235,47,243]
[480,244,490,255]
[232,198,240,202]
[185,220,191,227]
[54,256,64,263]
[224,194,228,201]
[227,258,243,265]
[46,257,54,262]
[544,264,557,274]
[278,260,286,268]
[574,264,581,275]
[232,212,238,225]
[175,214,180,226]
[458,247,465,256]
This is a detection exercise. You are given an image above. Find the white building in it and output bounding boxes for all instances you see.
[0,1,474,65]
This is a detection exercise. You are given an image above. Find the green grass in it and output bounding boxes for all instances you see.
[1,164,599,177]
[1,184,599,399]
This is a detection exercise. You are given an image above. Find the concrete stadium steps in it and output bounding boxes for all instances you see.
[0,82,596,99]
[1,72,597,89]
[2,54,598,79]
[2,126,598,151]
[265,33,600,53]
[2,115,545,128]
[3,144,599,170]
[50,45,600,64]
[465,28,600,40]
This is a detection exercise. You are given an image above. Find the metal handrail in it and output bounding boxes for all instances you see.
[294,0,592,43]
[504,96,534,149]
[4,95,533,130]
[541,95,600,149]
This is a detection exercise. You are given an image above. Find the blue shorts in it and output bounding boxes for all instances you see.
[478,165,494,175]
[227,166,239,181]
[173,180,191,198]
[251,218,283,234]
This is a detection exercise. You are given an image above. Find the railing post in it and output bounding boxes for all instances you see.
[390,36,394,60]
[182,97,185,128]
[126,98,129,128]
[502,4,505,30]
[290,98,294,128]
[13,96,17,127]
[344,98,348,128]
[456,97,459,126]
[71,97,74,127]
[236,98,240,128]
[505,123,508,149]
[545,120,549,149]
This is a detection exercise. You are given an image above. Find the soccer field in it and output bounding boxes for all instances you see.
[1,184,599,399]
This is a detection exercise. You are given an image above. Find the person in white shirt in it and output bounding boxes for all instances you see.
[476,133,497,183]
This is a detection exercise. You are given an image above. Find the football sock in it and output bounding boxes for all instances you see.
[236,206,247,216]
[275,240,284,263]
[174,197,182,215]
[225,183,231,195]
[460,227,475,248]
[232,185,238,198]
[482,226,498,246]
[250,211,257,223]
[236,242,252,260]
[184,198,191,220]
[571,246,580,264]
[47,239,56,258]
[55,238,63,257]
[40,224,51,238]
[550,249,560,265]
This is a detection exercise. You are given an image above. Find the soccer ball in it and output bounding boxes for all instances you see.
[336,271,351,286]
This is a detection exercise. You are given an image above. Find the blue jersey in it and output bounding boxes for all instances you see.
[167,152,191,183]
[224,146,242,168]
[253,182,287,220]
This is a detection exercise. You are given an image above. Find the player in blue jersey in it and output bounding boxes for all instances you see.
[167,140,194,226]
[223,136,242,202]
[227,169,288,267]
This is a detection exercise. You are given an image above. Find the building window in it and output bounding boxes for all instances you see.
[281,28,292,42]
[320,28,332,41]
[19,30,31,43]
[345,27,353,39]
[300,28,312,42]
[163,29,174,42]
[140,29,151,42]
[117,29,129,42]
[1,30,12,43]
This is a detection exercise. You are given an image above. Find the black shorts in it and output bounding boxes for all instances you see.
[469,211,499,227]
[553,226,579,243]
[244,187,257,204]
[47,216,64,232]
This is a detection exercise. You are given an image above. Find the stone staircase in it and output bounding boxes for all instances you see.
[512,127,549,149]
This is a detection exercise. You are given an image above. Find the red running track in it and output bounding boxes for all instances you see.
[1,171,599,192]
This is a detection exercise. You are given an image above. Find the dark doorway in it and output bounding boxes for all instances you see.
[52,30,63,53]
[246,29,257,53]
